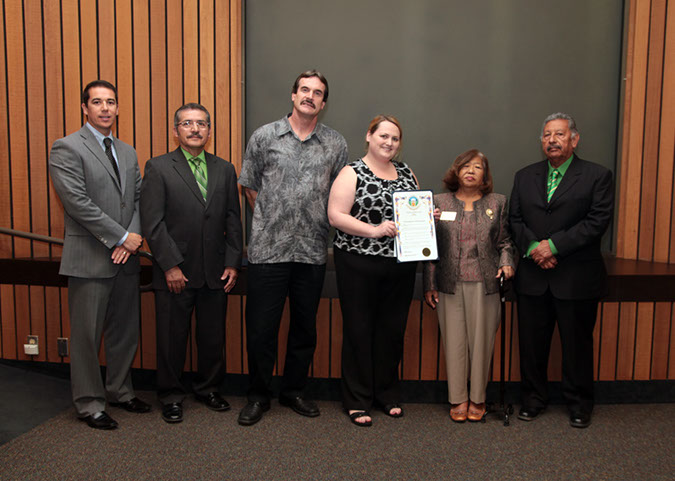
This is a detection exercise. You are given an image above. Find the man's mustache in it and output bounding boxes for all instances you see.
[301,99,315,108]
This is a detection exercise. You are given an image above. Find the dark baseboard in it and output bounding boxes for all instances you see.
[3,359,673,404]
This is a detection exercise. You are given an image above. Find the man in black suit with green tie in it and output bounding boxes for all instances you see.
[509,112,614,428]
[140,103,242,424]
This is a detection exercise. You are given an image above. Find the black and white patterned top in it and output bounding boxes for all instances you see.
[239,115,348,264]
[334,158,417,257]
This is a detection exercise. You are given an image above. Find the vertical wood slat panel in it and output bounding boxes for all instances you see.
[650,302,671,379]
[182,0,199,103]
[5,1,30,257]
[636,0,666,261]
[598,302,620,380]
[61,0,82,135]
[0,2,10,257]
[115,0,133,143]
[132,0,151,168]
[24,1,49,258]
[98,0,116,83]
[79,0,98,84]
[149,0,167,160]
[229,0,243,171]
[215,0,231,161]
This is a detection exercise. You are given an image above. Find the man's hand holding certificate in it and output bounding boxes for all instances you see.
[393,190,438,262]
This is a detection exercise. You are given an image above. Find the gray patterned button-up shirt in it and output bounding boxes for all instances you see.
[239,115,348,264]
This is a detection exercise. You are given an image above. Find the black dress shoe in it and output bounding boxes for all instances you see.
[161,402,183,423]
[518,406,543,421]
[279,395,320,417]
[195,392,231,412]
[109,397,152,413]
[570,412,592,428]
[238,401,270,426]
[79,411,118,430]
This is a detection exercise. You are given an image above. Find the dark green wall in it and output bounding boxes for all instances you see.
[245,0,623,197]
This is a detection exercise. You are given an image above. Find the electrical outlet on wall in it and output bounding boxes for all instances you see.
[24,335,39,356]
[57,337,69,357]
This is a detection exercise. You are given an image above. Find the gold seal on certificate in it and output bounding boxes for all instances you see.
[392,190,439,262]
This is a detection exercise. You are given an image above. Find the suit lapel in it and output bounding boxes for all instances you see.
[549,155,581,206]
[171,148,207,206]
[79,126,122,192]
[204,153,221,210]
[112,138,127,194]
[534,160,548,205]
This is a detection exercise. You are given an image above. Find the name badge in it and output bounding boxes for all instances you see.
[440,211,457,221]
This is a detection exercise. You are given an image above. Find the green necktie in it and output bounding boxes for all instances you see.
[547,169,561,202]
[190,157,207,200]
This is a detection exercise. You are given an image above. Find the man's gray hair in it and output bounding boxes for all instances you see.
[541,112,579,139]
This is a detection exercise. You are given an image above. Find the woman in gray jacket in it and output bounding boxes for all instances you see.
[424,149,516,422]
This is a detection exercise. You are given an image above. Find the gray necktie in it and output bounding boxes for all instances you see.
[103,137,121,183]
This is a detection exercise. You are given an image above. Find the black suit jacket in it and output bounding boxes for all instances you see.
[140,148,243,290]
[509,155,614,300]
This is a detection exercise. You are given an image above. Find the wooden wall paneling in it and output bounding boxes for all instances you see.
[98,0,117,83]
[138,291,156,369]
[214,0,231,161]
[617,0,650,259]
[669,306,675,378]
[663,3,675,264]
[14,286,29,360]
[79,0,98,83]
[44,286,62,363]
[419,301,439,381]
[229,0,243,170]
[28,286,46,361]
[132,0,151,167]
[167,0,183,140]
[402,297,421,380]
[198,0,214,123]
[43,0,64,257]
[1,285,16,358]
[311,298,330,378]
[637,0,667,261]
[24,0,49,258]
[225,294,244,374]
[616,302,638,379]
[61,0,82,135]
[5,0,30,257]
[115,0,134,144]
[653,0,675,263]
[598,302,620,380]
[0,2,10,257]
[650,302,672,379]
[329,299,342,378]
[633,302,654,379]
[182,0,199,103]
[149,0,167,160]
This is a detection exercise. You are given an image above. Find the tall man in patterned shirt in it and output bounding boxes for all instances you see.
[238,70,348,426]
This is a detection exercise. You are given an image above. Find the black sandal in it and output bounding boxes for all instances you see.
[383,403,404,418]
[347,410,372,427]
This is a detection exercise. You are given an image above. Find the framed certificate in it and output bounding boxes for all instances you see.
[392,190,438,262]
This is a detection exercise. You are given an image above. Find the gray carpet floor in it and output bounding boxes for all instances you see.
[0,394,674,481]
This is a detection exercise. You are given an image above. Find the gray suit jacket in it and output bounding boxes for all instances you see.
[140,148,242,290]
[423,192,516,295]
[49,125,142,278]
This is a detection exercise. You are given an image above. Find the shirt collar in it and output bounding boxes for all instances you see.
[85,122,113,147]
[548,154,574,176]
[276,114,323,142]
[180,147,206,163]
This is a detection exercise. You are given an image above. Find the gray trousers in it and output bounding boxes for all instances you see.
[68,272,140,416]
[438,281,500,404]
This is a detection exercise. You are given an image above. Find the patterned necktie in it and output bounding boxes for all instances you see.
[103,138,121,183]
[547,169,561,202]
[190,157,208,200]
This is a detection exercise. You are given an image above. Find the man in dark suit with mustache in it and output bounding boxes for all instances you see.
[141,103,242,424]
[509,112,614,428]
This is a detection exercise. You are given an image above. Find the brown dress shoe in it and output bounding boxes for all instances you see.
[450,402,468,423]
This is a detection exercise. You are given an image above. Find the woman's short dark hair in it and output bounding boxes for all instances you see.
[442,149,493,194]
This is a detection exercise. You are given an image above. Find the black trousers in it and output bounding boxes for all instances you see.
[155,287,227,404]
[334,248,417,411]
[517,290,598,414]
[245,262,326,403]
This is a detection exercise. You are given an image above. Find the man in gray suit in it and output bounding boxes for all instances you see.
[140,103,242,424]
[49,80,151,430]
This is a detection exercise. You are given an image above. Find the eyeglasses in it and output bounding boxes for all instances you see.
[176,120,210,129]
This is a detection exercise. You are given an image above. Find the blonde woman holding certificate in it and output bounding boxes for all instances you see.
[328,115,419,427]
[423,149,516,423]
